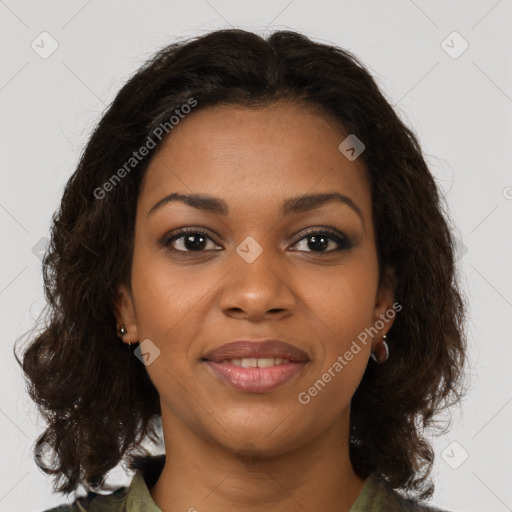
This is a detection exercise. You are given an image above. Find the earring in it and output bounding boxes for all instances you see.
[371,334,389,363]
[118,324,132,346]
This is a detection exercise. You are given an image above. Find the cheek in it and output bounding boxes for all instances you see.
[298,266,377,411]
[129,243,209,336]
[306,258,379,341]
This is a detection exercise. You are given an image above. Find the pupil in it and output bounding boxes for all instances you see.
[308,234,328,251]
[185,234,206,251]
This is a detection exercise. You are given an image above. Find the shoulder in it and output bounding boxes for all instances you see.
[41,485,129,512]
[41,454,165,512]
[353,473,458,512]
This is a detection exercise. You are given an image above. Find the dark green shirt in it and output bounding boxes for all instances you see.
[43,456,454,511]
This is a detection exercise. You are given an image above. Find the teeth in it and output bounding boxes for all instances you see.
[256,357,278,368]
[225,357,290,367]
[241,357,258,368]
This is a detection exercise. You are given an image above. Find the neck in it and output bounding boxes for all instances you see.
[149,408,368,512]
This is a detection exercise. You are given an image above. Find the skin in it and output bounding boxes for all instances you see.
[115,101,396,512]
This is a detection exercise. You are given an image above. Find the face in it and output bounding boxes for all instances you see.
[116,101,395,457]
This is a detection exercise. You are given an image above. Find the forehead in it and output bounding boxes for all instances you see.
[138,101,371,220]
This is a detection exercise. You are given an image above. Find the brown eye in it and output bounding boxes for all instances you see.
[291,228,353,253]
[162,229,222,252]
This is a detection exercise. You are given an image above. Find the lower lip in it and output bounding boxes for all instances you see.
[204,360,308,393]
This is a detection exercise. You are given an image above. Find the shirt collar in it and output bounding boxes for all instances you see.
[123,455,386,512]
[124,454,165,512]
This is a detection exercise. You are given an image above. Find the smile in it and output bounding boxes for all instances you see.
[204,359,308,393]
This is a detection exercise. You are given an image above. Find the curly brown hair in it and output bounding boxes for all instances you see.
[14,28,469,501]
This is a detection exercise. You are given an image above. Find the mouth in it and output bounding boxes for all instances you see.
[202,339,310,393]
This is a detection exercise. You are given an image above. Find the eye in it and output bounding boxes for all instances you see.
[161,227,353,254]
[290,227,353,253]
[161,228,222,253]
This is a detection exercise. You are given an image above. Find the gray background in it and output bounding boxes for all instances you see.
[1,1,511,511]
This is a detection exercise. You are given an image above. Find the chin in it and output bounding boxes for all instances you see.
[212,422,304,459]
[229,440,294,461]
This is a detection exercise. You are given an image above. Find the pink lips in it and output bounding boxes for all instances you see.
[202,339,309,393]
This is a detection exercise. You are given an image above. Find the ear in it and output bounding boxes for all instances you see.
[371,267,397,348]
[113,284,139,344]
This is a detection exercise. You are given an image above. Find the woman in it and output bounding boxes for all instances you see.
[16,28,468,511]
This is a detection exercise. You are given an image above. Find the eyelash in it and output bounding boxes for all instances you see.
[161,226,353,254]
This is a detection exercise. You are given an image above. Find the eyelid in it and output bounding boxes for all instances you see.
[160,227,221,247]
[291,225,348,243]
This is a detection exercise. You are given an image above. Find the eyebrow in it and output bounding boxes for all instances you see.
[148,192,365,230]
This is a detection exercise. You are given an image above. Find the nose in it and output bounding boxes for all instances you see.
[218,242,297,321]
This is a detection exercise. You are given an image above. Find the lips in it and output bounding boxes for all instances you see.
[202,339,310,393]
[202,339,309,363]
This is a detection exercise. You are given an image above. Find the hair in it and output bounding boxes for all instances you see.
[15,28,469,502]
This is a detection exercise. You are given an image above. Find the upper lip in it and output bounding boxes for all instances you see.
[203,339,309,363]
